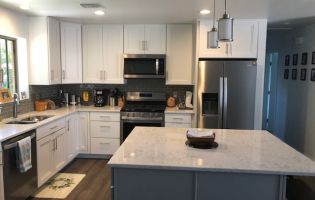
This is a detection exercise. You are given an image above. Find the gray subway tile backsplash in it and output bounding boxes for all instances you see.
[0,80,194,120]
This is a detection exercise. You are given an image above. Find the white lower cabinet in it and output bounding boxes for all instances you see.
[65,113,79,162]
[37,127,66,187]
[90,138,120,155]
[89,112,120,155]
[78,112,90,153]
[165,113,192,128]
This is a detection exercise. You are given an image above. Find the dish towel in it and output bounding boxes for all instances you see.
[17,136,32,173]
[187,128,214,138]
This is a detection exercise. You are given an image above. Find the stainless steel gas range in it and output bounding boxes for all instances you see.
[120,92,166,143]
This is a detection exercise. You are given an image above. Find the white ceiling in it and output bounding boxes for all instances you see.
[1,0,315,25]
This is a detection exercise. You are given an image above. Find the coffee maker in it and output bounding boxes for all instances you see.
[94,89,108,107]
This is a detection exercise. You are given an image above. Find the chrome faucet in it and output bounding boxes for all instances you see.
[13,93,19,118]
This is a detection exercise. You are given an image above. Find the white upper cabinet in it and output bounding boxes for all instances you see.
[199,20,258,58]
[144,24,167,54]
[230,20,258,58]
[82,24,124,84]
[60,22,82,84]
[82,25,103,83]
[102,25,124,83]
[29,17,61,85]
[124,24,145,54]
[124,24,166,54]
[166,24,193,85]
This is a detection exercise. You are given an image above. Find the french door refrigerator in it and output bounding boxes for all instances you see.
[197,59,257,129]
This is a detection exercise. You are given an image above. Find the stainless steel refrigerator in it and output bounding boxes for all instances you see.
[197,60,257,129]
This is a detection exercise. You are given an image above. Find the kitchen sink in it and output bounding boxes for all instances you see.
[6,115,54,124]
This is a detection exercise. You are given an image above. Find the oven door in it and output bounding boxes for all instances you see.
[121,119,164,143]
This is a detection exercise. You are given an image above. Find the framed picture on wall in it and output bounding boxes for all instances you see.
[293,54,298,66]
[284,69,289,79]
[302,52,308,65]
[285,55,290,66]
[300,68,307,81]
[311,69,315,81]
[292,69,297,80]
[312,52,315,64]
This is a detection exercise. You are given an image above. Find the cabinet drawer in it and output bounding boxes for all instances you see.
[37,118,66,140]
[165,114,191,123]
[90,121,120,138]
[165,122,191,128]
[90,138,120,155]
[90,112,120,122]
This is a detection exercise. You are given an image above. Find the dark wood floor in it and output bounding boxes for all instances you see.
[30,159,111,200]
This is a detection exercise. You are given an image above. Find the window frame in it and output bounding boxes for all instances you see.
[0,35,18,96]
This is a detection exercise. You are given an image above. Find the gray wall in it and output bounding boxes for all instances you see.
[267,23,315,160]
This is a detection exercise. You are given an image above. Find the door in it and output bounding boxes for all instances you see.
[61,22,82,83]
[230,20,258,58]
[48,17,61,84]
[224,60,257,129]
[65,114,78,161]
[37,135,53,187]
[103,24,124,83]
[198,20,227,58]
[82,24,104,83]
[78,112,89,153]
[144,24,166,54]
[197,61,224,128]
[52,128,66,172]
[166,24,193,85]
[124,24,145,54]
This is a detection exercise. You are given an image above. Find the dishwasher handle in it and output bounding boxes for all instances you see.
[3,133,36,150]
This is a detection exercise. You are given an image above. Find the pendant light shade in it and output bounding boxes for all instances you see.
[207,0,219,49]
[207,28,218,48]
[218,0,233,42]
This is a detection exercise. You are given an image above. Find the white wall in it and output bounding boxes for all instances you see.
[0,6,29,99]
[268,23,315,160]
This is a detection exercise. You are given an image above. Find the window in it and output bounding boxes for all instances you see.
[0,36,17,96]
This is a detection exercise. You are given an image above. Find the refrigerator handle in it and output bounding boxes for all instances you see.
[223,77,228,128]
[219,77,223,128]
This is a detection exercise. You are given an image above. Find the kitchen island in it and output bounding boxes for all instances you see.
[108,127,315,200]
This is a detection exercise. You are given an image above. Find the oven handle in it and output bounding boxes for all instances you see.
[3,133,36,150]
[121,119,164,124]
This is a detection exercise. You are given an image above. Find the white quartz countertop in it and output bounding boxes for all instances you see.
[165,107,194,114]
[0,105,121,144]
[108,127,315,176]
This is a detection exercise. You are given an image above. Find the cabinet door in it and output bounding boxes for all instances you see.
[230,20,258,58]
[90,138,120,155]
[166,24,193,85]
[124,24,145,54]
[144,24,166,54]
[199,20,227,58]
[65,114,78,161]
[78,112,89,153]
[48,17,61,84]
[37,135,53,187]
[61,22,82,83]
[52,128,66,172]
[90,121,120,138]
[103,25,124,84]
[82,25,104,83]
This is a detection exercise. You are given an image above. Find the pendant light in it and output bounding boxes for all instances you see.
[207,0,218,48]
[218,0,233,42]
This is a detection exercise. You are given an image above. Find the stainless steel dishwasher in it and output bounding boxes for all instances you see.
[2,130,37,200]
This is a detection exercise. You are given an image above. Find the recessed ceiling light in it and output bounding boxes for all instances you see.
[94,10,105,16]
[200,9,211,15]
[19,4,29,10]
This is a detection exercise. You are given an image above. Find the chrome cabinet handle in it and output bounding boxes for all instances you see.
[103,70,106,80]
[100,126,110,128]
[51,70,54,81]
[155,59,159,75]
[145,40,148,50]
[223,77,228,128]
[50,126,58,130]
[62,70,66,80]
[219,77,223,128]
[142,40,145,50]
[67,120,70,131]
[100,70,103,80]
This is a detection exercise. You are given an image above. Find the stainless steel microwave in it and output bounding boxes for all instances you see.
[123,54,166,79]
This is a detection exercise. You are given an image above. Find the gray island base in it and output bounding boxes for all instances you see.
[109,127,315,200]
